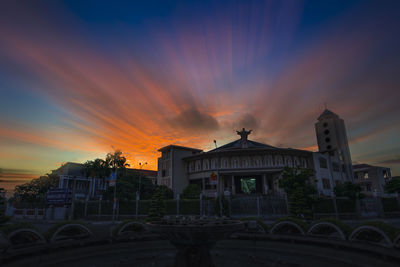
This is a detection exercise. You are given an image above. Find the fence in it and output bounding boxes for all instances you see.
[7,196,400,221]
[73,199,201,220]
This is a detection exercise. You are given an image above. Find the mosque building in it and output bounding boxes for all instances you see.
[157,109,356,197]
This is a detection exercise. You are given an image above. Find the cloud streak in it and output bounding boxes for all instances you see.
[0,1,399,177]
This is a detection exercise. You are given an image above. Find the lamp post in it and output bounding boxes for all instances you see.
[137,162,147,198]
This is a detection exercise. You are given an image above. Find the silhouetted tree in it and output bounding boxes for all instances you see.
[334,181,363,200]
[279,167,316,218]
[13,174,59,203]
[385,178,400,194]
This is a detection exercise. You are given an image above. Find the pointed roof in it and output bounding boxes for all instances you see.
[207,138,277,153]
[317,109,339,120]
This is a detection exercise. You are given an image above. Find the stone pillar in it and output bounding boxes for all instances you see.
[231,175,236,195]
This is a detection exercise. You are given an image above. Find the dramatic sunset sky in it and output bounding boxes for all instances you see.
[0,0,399,192]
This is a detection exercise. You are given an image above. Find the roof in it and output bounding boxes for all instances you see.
[353,164,371,169]
[158,144,203,153]
[317,109,339,120]
[52,162,84,176]
[207,138,278,153]
[126,168,157,177]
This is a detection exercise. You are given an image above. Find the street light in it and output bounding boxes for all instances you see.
[138,162,147,196]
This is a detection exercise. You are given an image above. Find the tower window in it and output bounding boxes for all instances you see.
[324,129,330,135]
[323,123,328,127]
[327,145,332,150]
[325,137,330,142]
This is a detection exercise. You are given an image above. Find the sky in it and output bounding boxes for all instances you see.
[0,0,399,192]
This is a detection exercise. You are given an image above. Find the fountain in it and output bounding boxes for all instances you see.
[147,217,244,267]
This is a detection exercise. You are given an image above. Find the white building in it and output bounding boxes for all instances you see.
[353,164,392,196]
[54,162,157,199]
[156,109,363,197]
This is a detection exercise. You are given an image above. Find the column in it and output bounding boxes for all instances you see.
[262,174,268,194]
[202,177,205,191]
[231,175,236,195]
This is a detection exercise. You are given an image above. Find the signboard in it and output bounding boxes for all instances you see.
[210,172,218,185]
[46,188,72,205]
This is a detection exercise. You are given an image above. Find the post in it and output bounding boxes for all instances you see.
[69,176,77,220]
[84,198,88,218]
[98,196,102,220]
[200,192,203,216]
[257,196,261,217]
[355,198,361,219]
[135,191,139,219]
[176,194,180,216]
[284,193,290,215]
[376,196,384,218]
[112,169,118,224]
[332,196,338,219]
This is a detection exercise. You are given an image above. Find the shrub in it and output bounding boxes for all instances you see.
[334,182,363,200]
[180,199,200,215]
[381,198,400,212]
[181,184,201,199]
[147,187,166,221]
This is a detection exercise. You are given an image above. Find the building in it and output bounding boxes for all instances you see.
[315,109,354,182]
[54,162,157,199]
[156,110,361,197]
[353,164,392,196]
[157,145,202,194]
[312,152,349,196]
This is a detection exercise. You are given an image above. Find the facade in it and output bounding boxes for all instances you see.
[54,162,157,199]
[312,152,349,196]
[156,110,364,197]
[157,145,202,195]
[353,164,392,196]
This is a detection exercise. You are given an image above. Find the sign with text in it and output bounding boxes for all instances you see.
[210,172,218,185]
[46,188,72,205]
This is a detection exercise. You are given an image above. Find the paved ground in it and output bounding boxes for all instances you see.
[3,239,400,267]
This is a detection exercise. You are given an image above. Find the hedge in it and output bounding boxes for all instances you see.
[381,198,400,212]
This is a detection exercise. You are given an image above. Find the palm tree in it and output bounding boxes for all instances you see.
[84,158,108,198]
[105,150,130,175]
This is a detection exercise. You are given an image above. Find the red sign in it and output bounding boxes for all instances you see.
[210,172,218,185]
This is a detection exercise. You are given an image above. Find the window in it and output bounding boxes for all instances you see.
[322,178,331,189]
[319,157,327,168]
[323,123,328,127]
[324,129,330,135]
[327,145,332,150]
[363,172,369,179]
[332,162,340,172]
[325,137,330,142]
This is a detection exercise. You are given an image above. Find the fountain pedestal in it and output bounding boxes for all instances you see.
[148,219,244,267]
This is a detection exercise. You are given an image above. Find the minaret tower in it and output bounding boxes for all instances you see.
[315,109,354,182]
